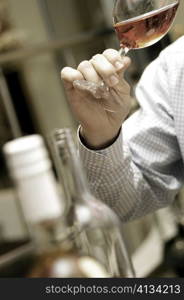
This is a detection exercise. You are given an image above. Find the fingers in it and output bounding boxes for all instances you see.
[90,54,119,87]
[61,49,131,92]
[77,60,101,83]
[103,49,124,72]
[90,50,131,87]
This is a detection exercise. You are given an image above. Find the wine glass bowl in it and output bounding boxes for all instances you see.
[113,0,180,53]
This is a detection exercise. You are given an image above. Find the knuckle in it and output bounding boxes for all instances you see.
[103,49,118,57]
[61,67,83,81]
[61,66,69,74]
[60,67,70,78]
[101,66,115,76]
[77,60,91,70]
[92,54,102,60]
[91,53,116,76]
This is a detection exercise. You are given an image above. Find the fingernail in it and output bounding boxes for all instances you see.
[115,61,124,70]
[106,75,119,87]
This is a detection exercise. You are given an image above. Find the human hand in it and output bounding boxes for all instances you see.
[61,49,131,149]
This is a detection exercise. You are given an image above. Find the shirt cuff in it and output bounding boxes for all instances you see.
[77,126,124,169]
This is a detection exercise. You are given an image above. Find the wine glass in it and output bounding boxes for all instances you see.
[73,0,180,111]
[113,0,180,56]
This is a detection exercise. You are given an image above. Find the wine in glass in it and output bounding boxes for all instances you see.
[73,0,180,110]
[113,0,180,55]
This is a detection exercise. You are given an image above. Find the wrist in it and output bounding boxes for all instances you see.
[79,127,121,150]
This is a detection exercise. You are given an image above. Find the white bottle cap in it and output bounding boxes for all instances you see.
[3,135,50,179]
[3,135,63,223]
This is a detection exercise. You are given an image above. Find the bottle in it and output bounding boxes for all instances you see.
[50,128,135,277]
[3,135,109,278]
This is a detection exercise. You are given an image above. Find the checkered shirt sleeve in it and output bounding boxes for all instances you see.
[78,39,184,222]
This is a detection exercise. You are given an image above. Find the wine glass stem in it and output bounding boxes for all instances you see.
[119,47,129,57]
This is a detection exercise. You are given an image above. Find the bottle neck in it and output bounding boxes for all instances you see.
[49,135,72,214]
[53,129,90,207]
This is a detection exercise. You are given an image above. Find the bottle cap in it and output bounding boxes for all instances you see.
[3,135,51,179]
[3,135,62,223]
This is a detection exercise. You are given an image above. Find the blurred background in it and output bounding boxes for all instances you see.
[0,0,184,277]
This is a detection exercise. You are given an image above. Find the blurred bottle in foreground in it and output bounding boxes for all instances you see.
[49,128,135,278]
[3,135,109,278]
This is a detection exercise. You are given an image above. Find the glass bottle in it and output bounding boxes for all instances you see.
[51,128,135,277]
[3,135,109,278]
